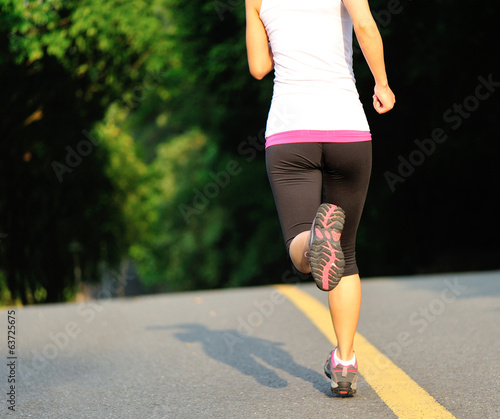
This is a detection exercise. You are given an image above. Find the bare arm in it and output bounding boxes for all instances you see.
[343,0,395,113]
[245,0,274,80]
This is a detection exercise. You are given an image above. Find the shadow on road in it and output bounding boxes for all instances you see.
[147,323,330,395]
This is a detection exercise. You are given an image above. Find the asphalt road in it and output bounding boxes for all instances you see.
[1,270,499,418]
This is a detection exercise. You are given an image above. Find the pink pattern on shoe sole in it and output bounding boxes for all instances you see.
[310,203,345,291]
[320,239,341,290]
[331,230,341,241]
[320,205,342,228]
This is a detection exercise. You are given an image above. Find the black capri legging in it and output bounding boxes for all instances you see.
[265,141,372,276]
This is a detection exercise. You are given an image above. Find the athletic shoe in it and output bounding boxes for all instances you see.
[324,349,358,397]
[308,203,345,291]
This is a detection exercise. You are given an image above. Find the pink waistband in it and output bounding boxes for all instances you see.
[265,130,372,148]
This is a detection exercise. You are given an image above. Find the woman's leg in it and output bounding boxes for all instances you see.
[322,142,372,361]
[266,140,370,363]
[265,143,323,273]
[289,230,311,274]
[328,274,361,360]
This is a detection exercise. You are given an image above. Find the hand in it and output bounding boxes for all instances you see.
[373,84,395,114]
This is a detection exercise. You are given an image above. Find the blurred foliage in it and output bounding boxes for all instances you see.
[1,0,499,304]
[124,0,285,291]
[0,0,174,303]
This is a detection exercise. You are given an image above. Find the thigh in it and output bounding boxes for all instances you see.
[265,143,323,248]
[321,142,372,274]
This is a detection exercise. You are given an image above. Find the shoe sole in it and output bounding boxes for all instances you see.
[324,360,357,397]
[309,203,345,291]
[332,381,356,397]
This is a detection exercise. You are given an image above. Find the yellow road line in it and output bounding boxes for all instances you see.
[274,284,455,419]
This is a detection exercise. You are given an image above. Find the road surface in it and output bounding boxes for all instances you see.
[1,270,499,418]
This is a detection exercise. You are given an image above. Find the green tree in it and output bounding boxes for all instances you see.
[121,0,286,291]
[0,0,173,303]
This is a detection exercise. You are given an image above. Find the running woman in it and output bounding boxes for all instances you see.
[245,0,395,396]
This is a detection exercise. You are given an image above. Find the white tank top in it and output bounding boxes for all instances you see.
[259,0,370,138]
